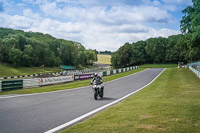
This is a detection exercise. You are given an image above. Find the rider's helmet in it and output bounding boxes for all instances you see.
[94,73,98,77]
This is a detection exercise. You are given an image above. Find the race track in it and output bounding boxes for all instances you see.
[0,68,164,133]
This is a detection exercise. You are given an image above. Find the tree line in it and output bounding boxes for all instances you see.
[0,28,97,67]
[111,0,200,68]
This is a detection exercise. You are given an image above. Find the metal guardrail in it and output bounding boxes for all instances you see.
[0,66,139,92]
[189,66,200,78]
[187,61,200,78]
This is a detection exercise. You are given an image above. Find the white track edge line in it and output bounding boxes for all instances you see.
[0,69,150,99]
[44,68,166,133]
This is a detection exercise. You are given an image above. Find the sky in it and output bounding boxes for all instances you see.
[0,0,192,51]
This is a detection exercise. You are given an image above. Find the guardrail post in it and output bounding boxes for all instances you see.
[0,81,2,92]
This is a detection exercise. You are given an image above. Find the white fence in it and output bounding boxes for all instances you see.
[189,66,200,78]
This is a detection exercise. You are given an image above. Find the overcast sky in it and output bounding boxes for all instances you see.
[0,0,192,51]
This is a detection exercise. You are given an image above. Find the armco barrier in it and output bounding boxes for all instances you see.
[1,79,23,91]
[189,66,200,78]
[37,75,74,86]
[0,66,139,92]
[74,74,94,80]
[23,79,39,89]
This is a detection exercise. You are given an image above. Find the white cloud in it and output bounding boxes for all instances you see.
[162,0,191,4]
[0,0,186,51]
[39,2,173,25]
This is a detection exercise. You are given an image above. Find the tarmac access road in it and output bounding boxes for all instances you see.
[0,68,164,133]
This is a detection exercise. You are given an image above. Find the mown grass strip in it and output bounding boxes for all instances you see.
[0,68,145,95]
[140,64,177,68]
[61,68,200,133]
[0,63,60,77]
[97,54,111,64]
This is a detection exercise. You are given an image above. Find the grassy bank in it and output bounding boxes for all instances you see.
[0,64,60,77]
[140,64,177,68]
[97,54,111,64]
[0,68,145,95]
[61,68,200,133]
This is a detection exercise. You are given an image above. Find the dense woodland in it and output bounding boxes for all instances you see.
[111,0,200,68]
[0,28,97,67]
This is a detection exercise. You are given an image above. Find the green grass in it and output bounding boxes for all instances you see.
[140,64,177,68]
[61,68,200,133]
[0,64,61,77]
[0,68,145,95]
[77,65,99,70]
[97,54,111,64]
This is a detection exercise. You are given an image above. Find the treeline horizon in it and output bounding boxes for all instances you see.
[0,28,97,67]
[111,0,200,68]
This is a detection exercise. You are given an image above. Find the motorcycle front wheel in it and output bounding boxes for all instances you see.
[94,90,98,100]
[99,91,104,98]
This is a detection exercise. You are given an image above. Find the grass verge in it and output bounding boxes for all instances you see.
[0,68,145,95]
[140,64,177,68]
[97,54,111,64]
[0,63,60,77]
[61,68,200,133]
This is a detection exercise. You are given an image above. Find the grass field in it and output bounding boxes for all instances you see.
[97,54,111,64]
[140,64,177,68]
[0,64,61,77]
[61,68,200,133]
[0,68,146,95]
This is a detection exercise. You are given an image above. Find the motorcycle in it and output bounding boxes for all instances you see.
[92,80,104,100]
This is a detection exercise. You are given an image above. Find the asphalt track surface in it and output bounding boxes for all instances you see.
[0,68,164,133]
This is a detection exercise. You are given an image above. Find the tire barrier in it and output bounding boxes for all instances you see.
[1,79,23,91]
[0,66,138,92]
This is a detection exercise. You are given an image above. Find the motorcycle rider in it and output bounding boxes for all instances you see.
[91,73,104,91]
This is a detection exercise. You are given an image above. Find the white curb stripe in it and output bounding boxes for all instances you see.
[44,68,166,133]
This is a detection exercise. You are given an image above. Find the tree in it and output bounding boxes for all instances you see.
[8,47,22,66]
[111,51,120,68]
[165,35,181,63]
[180,0,200,62]
[130,41,149,65]
[145,37,167,63]
[22,45,34,66]
[84,50,97,65]
[180,0,200,34]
